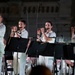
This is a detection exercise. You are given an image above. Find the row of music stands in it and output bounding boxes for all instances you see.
[28,42,75,75]
[5,37,75,75]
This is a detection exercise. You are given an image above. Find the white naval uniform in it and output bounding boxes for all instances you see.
[38,31,56,71]
[19,29,28,75]
[13,29,28,75]
[0,23,6,74]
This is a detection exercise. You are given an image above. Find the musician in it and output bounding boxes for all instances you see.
[37,21,56,43]
[18,20,28,75]
[9,25,19,75]
[9,20,28,75]
[37,21,56,71]
[63,26,75,67]
[0,14,6,74]
[60,26,74,74]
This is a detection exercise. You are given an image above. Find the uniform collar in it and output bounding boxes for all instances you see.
[46,30,53,34]
[0,23,3,26]
[49,31,53,33]
[21,29,25,32]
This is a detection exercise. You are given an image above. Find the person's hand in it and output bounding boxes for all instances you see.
[71,27,74,33]
[65,60,74,66]
[40,28,45,34]
[15,32,21,38]
[37,29,41,35]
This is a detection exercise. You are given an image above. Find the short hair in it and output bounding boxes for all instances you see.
[46,21,53,26]
[19,19,26,25]
[29,65,52,75]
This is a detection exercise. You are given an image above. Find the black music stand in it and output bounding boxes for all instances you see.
[54,43,66,59]
[41,43,58,75]
[63,44,74,60]
[27,41,56,57]
[5,37,29,53]
[27,41,40,57]
[63,43,75,75]
[27,41,48,57]
[54,43,71,75]
[5,37,29,75]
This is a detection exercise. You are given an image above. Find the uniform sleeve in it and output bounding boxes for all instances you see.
[21,31,28,38]
[0,25,6,38]
[49,32,56,37]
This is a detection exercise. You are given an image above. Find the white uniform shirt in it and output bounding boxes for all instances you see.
[41,31,56,43]
[20,29,28,38]
[0,23,6,43]
[0,23,6,55]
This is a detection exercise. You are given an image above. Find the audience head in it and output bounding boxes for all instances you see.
[29,65,52,75]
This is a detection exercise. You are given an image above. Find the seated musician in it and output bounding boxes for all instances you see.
[37,21,56,71]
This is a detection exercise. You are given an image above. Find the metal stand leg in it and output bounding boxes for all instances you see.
[54,59,58,75]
